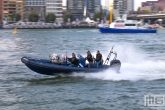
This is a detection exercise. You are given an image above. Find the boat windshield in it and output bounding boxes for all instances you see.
[114,20,125,23]
[125,24,136,26]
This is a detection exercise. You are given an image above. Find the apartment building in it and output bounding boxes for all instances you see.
[127,0,134,11]
[3,0,24,21]
[24,0,46,21]
[66,0,95,20]
[46,0,63,21]
[114,0,127,16]
[95,0,102,12]
[0,0,3,22]
[142,0,165,12]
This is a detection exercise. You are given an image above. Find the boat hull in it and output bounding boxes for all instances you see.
[99,27,157,33]
[21,56,121,75]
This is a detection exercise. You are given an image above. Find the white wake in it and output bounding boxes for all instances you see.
[72,44,165,81]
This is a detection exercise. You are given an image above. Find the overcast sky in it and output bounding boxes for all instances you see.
[63,0,158,11]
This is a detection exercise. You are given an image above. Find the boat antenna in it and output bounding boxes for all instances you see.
[103,45,114,65]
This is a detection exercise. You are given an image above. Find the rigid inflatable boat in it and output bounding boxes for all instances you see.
[21,50,121,75]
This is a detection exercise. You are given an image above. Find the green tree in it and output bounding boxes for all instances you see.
[106,13,114,21]
[28,12,39,22]
[137,7,141,11]
[93,12,102,21]
[11,13,21,22]
[63,13,73,22]
[45,13,56,22]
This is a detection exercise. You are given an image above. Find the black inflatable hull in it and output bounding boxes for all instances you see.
[21,56,121,75]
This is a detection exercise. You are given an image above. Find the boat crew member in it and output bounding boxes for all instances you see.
[94,50,103,68]
[67,53,79,67]
[86,50,93,68]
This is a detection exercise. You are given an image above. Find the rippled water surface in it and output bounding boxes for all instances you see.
[0,29,165,110]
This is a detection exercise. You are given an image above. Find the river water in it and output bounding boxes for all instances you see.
[0,29,165,110]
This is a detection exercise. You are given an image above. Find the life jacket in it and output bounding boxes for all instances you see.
[87,53,93,62]
[71,57,79,66]
[96,53,102,62]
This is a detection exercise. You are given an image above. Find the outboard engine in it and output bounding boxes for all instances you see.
[104,46,121,73]
[110,59,121,73]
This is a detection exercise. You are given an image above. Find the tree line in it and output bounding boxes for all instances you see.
[9,12,72,22]
[8,11,113,22]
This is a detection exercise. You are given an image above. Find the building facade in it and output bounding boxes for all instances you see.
[95,0,102,12]
[3,0,24,22]
[127,0,134,11]
[46,0,63,21]
[140,6,151,11]
[142,0,165,12]
[95,0,100,5]
[24,0,45,21]
[131,0,134,11]
[142,1,158,7]
[113,0,127,17]
[0,0,3,22]
[66,0,95,21]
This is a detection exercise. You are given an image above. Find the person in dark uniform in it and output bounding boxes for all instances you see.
[86,50,93,68]
[94,50,103,68]
[67,53,79,67]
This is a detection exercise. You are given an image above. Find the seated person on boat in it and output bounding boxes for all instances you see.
[85,50,93,68]
[49,51,104,68]
[67,53,79,67]
[93,50,103,68]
